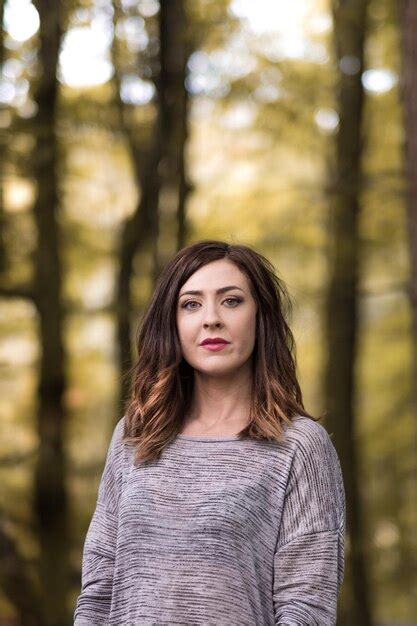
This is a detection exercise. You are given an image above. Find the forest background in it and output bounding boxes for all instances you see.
[0,0,416,624]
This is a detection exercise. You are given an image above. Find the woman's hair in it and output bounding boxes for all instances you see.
[122,239,319,464]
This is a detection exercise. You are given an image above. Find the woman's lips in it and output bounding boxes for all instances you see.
[201,343,229,351]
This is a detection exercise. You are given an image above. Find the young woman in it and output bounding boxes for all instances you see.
[74,239,346,625]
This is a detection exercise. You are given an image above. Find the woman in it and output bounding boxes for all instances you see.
[74,239,346,625]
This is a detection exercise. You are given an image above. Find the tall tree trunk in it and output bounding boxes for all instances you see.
[31,1,69,624]
[325,1,373,625]
[157,0,191,265]
[0,0,7,274]
[111,1,162,412]
[111,1,190,413]
[398,0,417,590]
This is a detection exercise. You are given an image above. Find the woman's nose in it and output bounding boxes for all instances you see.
[203,312,222,328]
[203,321,222,328]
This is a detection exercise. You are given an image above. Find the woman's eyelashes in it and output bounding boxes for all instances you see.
[181,297,243,310]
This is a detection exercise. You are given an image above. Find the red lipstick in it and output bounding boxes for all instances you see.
[200,337,230,345]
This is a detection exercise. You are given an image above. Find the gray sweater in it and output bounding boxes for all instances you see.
[73,415,345,625]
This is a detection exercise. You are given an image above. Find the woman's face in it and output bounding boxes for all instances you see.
[176,259,258,377]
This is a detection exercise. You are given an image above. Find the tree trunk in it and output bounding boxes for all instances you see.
[157,0,192,265]
[325,1,373,625]
[0,0,7,274]
[31,1,69,624]
[397,0,417,591]
[111,1,161,411]
[111,1,191,413]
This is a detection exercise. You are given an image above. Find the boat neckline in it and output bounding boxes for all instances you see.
[176,433,242,442]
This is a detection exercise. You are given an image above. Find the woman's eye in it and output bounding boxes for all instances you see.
[182,297,242,310]
[182,300,198,309]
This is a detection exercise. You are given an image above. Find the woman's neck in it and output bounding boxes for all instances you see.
[182,371,253,435]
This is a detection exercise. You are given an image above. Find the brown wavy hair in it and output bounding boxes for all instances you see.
[122,239,319,464]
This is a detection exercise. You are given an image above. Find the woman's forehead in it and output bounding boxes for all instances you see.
[181,260,247,290]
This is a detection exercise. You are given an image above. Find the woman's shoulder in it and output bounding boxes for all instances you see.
[281,414,342,475]
[284,414,336,449]
[284,414,343,488]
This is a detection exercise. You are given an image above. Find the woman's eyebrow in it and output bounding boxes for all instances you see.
[179,285,245,297]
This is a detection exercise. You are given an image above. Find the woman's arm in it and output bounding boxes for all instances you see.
[73,417,125,626]
[273,421,346,625]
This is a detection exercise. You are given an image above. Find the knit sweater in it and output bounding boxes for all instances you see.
[73,414,345,625]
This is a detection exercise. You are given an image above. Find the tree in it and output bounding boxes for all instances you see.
[325,1,373,624]
[0,0,6,274]
[31,1,70,623]
[111,0,191,411]
[397,0,417,590]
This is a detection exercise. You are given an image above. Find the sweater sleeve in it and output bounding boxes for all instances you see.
[73,417,125,626]
[272,421,346,626]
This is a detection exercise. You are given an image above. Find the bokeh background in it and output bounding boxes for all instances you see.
[0,0,416,624]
